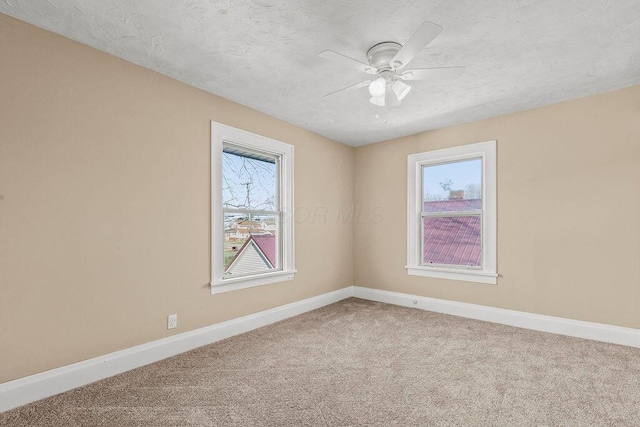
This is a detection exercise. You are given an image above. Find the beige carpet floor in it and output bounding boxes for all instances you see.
[2,298,640,426]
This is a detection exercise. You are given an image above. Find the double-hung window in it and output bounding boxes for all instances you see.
[211,122,295,294]
[407,140,497,284]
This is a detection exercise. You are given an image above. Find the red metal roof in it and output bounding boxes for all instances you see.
[422,199,481,267]
[252,234,276,267]
[224,233,276,272]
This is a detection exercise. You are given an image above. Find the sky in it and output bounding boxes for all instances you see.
[423,158,482,201]
[222,150,480,208]
[222,151,277,211]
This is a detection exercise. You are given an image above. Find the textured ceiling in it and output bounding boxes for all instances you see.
[2,0,640,146]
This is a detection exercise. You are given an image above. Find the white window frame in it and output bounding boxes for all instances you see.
[406,140,497,284]
[211,122,295,294]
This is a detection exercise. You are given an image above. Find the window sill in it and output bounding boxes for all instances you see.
[406,266,497,285]
[210,270,296,294]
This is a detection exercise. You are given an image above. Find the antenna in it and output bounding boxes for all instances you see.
[242,181,251,208]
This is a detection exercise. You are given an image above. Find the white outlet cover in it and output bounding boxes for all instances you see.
[167,314,178,329]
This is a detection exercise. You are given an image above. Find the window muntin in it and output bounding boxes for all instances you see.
[211,122,295,294]
[407,141,496,284]
[421,158,482,268]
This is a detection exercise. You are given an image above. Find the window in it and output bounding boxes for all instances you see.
[407,140,496,284]
[211,122,294,294]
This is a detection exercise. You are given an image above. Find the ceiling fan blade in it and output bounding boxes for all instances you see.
[323,80,372,98]
[319,50,377,75]
[398,67,465,81]
[391,21,443,69]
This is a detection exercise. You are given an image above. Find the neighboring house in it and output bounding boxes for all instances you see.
[225,234,276,276]
[226,226,251,239]
[227,219,263,239]
[234,219,261,229]
[423,198,481,266]
[260,218,277,232]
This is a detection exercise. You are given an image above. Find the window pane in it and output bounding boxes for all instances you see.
[423,215,481,267]
[224,212,279,278]
[422,158,482,213]
[222,149,277,211]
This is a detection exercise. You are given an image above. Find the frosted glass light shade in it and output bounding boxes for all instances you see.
[368,78,386,97]
[386,90,400,107]
[391,80,411,101]
[369,96,385,106]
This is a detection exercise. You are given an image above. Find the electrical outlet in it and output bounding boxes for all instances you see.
[167,314,178,329]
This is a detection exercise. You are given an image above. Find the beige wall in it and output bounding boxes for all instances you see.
[354,83,640,329]
[0,15,353,383]
[3,12,640,386]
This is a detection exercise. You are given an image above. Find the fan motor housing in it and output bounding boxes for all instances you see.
[367,42,402,72]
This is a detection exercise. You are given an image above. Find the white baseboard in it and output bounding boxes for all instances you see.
[0,287,353,413]
[352,286,640,349]
[4,285,639,413]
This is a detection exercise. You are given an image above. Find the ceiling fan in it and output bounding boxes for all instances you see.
[319,21,465,107]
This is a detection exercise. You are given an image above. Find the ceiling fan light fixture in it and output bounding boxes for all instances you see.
[391,80,412,101]
[319,21,463,109]
[369,95,385,107]
[368,78,386,97]
[385,90,401,107]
